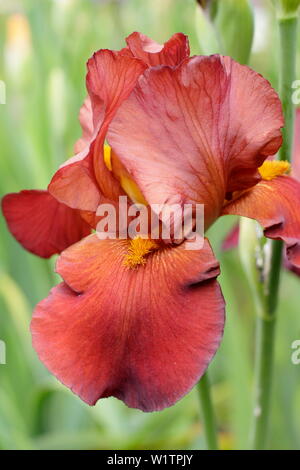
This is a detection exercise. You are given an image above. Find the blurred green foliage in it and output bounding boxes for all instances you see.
[197,0,254,63]
[272,0,300,17]
[0,0,300,450]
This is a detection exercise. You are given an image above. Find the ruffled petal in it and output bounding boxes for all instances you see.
[31,236,225,411]
[125,32,190,66]
[222,176,300,268]
[48,50,147,211]
[1,190,91,258]
[74,97,93,153]
[108,55,283,228]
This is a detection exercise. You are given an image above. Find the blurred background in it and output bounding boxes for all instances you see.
[0,0,300,450]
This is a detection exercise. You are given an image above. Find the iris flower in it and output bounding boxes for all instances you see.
[2,33,300,412]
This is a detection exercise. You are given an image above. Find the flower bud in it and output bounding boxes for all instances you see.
[195,0,254,64]
[214,0,254,64]
[238,217,267,317]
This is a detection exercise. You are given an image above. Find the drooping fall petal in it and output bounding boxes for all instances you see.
[2,190,90,258]
[48,51,147,211]
[125,32,190,66]
[220,218,300,279]
[108,55,283,228]
[222,176,300,268]
[31,236,225,411]
[284,256,300,276]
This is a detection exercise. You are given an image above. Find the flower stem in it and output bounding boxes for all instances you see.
[278,16,298,162]
[250,14,298,450]
[250,241,281,450]
[197,372,219,450]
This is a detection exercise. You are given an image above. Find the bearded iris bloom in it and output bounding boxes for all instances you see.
[2,32,300,412]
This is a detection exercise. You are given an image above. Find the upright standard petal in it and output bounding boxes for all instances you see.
[2,190,90,258]
[108,55,283,228]
[48,51,147,211]
[31,236,225,411]
[222,176,300,268]
[125,32,190,66]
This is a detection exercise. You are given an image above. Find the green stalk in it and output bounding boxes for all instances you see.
[278,16,298,162]
[250,14,298,450]
[197,372,219,450]
[250,242,281,450]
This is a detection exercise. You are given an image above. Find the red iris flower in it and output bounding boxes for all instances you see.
[2,33,300,412]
